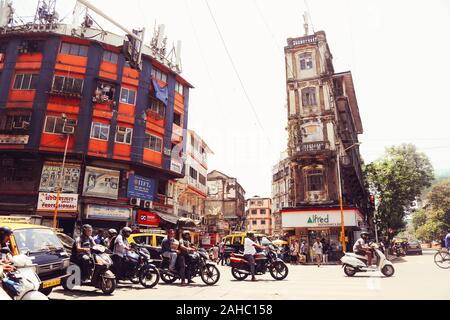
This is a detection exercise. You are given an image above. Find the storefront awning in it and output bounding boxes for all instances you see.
[153,209,179,225]
[177,217,199,228]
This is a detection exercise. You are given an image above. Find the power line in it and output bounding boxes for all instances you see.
[203,0,271,146]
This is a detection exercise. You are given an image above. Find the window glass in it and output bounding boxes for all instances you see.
[144,134,162,152]
[307,170,324,191]
[302,87,317,106]
[173,113,181,126]
[60,42,71,54]
[120,88,136,105]
[52,76,64,91]
[115,126,132,144]
[44,117,55,133]
[91,122,110,141]
[13,74,23,89]
[299,53,313,70]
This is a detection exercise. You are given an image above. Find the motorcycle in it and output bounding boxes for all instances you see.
[229,245,289,281]
[1,251,48,300]
[110,243,160,288]
[392,242,406,257]
[340,242,395,277]
[154,248,220,286]
[62,244,116,294]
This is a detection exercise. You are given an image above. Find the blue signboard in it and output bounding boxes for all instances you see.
[127,174,156,201]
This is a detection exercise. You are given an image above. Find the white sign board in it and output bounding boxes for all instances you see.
[82,166,120,200]
[170,159,183,174]
[37,193,78,212]
[282,209,363,228]
[85,204,132,221]
[0,135,29,144]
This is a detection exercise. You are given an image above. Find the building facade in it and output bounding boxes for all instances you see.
[271,151,292,236]
[245,196,272,235]
[205,170,246,240]
[281,29,370,255]
[0,20,192,235]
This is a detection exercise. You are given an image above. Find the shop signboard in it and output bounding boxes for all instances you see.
[0,135,29,145]
[137,210,160,227]
[170,159,183,174]
[39,162,81,193]
[85,205,131,221]
[82,166,120,200]
[37,193,78,212]
[127,174,156,201]
[282,209,362,228]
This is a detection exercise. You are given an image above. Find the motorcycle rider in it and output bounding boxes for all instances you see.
[244,232,267,281]
[161,229,178,273]
[444,229,450,249]
[105,229,118,249]
[178,230,197,286]
[72,224,96,280]
[93,229,106,246]
[353,231,374,267]
[0,227,12,256]
[113,227,132,275]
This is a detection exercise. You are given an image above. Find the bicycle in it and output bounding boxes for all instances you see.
[434,248,450,269]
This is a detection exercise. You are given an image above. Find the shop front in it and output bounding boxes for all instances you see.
[83,204,132,231]
[36,192,79,235]
[281,207,365,262]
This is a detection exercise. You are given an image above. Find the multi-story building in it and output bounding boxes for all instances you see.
[245,196,272,235]
[280,28,370,255]
[0,4,192,235]
[271,151,292,236]
[168,130,213,222]
[205,170,246,238]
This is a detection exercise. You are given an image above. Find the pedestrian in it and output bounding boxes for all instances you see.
[290,240,299,265]
[312,237,323,267]
[300,240,307,264]
[322,239,330,264]
[212,243,220,262]
[217,241,225,265]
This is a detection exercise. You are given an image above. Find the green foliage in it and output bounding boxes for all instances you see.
[365,144,434,240]
[412,209,427,231]
[415,211,447,242]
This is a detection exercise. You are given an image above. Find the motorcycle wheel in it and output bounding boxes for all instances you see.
[161,272,177,284]
[231,267,248,281]
[200,265,220,285]
[381,265,395,277]
[39,287,53,296]
[343,265,357,277]
[100,277,116,295]
[139,268,160,288]
[269,262,289,280]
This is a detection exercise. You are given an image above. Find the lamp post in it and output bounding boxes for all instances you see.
[52,114,71,229]
[336,142,361,253]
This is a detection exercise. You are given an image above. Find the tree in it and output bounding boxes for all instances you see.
[416,211,447,243]
[427,180,450,226]
[365,144,434,241]
[412,209,427,231]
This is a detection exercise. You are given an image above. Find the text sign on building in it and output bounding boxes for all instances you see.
[137,210,160,227]
[127,174,156,201]
[170,159,183,174]
[82,166,119,200]
[85,205,131,221]
[0,135,29,145]
[37,193,78,212]
[39,162,81,193]
[282,209,363,228]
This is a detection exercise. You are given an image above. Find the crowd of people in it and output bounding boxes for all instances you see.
[285,238,332,267]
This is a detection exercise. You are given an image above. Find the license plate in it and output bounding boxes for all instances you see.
[42,278,61,289]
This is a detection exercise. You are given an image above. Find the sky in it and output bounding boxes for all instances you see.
[12,0,450,197]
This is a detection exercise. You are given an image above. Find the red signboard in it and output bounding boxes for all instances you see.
[137,210,160,226]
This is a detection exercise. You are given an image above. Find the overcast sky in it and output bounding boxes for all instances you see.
[14,0,450,198]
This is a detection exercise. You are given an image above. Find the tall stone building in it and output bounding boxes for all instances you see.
[280,27,370,255]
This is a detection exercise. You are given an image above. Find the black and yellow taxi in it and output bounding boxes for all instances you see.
[128,230,167,259]
[0,216,70,296]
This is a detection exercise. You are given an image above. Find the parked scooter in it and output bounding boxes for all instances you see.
[1,250,48,300]
[392,242,406,257]
[110,243,160,288]
[230,245,289,281]
[62,244,116,294]
[340,242,395,277]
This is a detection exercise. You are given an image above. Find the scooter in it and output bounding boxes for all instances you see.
[1,253,48,300]
[340,243,395,277]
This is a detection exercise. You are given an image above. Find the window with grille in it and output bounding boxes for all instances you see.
[60,42,89,57]
[1,115,31,131]
[144,134,162,152]
[299,52,313,70]
[52,76,84,94]
[149,99,166,117]
[306,169,324,192]
[13,74,39,90]
[44,116,67,134]
[301,87,317,106]
[90,122,110,141]
[189,167,198,180]
[102,51,119,64]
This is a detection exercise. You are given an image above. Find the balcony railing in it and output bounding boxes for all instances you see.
[287,35,317,47]
[298,141,331,153]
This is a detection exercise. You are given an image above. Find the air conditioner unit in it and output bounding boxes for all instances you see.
[117,126,127,134]
[130,198,141,206]
[143,200,152,209]
[12,121,29,130]
[62,125,75,134]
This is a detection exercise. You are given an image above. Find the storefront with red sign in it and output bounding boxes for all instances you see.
[137,210,160,227]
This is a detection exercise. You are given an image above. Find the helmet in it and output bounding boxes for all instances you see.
[122,227,132,235]
[0,226,12,241]
[82,224,92,231]
[108,228,117,235]
[182,230,191,239]
[360,231,369,237]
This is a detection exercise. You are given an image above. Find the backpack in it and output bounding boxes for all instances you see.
[109,236,117,252]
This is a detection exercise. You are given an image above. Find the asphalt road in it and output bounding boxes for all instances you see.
[50,249,450,300]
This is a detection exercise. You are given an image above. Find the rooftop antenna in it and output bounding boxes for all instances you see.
[303,11,309,36]
[34,0,59,28]
[0,0,14,29]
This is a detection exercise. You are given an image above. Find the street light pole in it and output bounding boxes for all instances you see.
[336,142,361,253]
[52,117,70,229]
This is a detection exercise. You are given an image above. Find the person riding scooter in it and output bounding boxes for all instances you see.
[72,224,96,280]
[178,230,197,286]
[161,229,178,273]
[353,231,374,267]
[113,227,134,275]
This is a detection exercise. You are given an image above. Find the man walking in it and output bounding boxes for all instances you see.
[312,237,323,267]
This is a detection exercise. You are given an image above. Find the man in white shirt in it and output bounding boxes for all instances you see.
[312,237,323,267]
[244,232,266,281]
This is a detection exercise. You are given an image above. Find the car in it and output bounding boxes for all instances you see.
[0,216,70,296]
[406,240,423,255]
[128,232,166,259]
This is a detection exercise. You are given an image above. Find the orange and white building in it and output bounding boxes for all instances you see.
[245,196,272,235]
